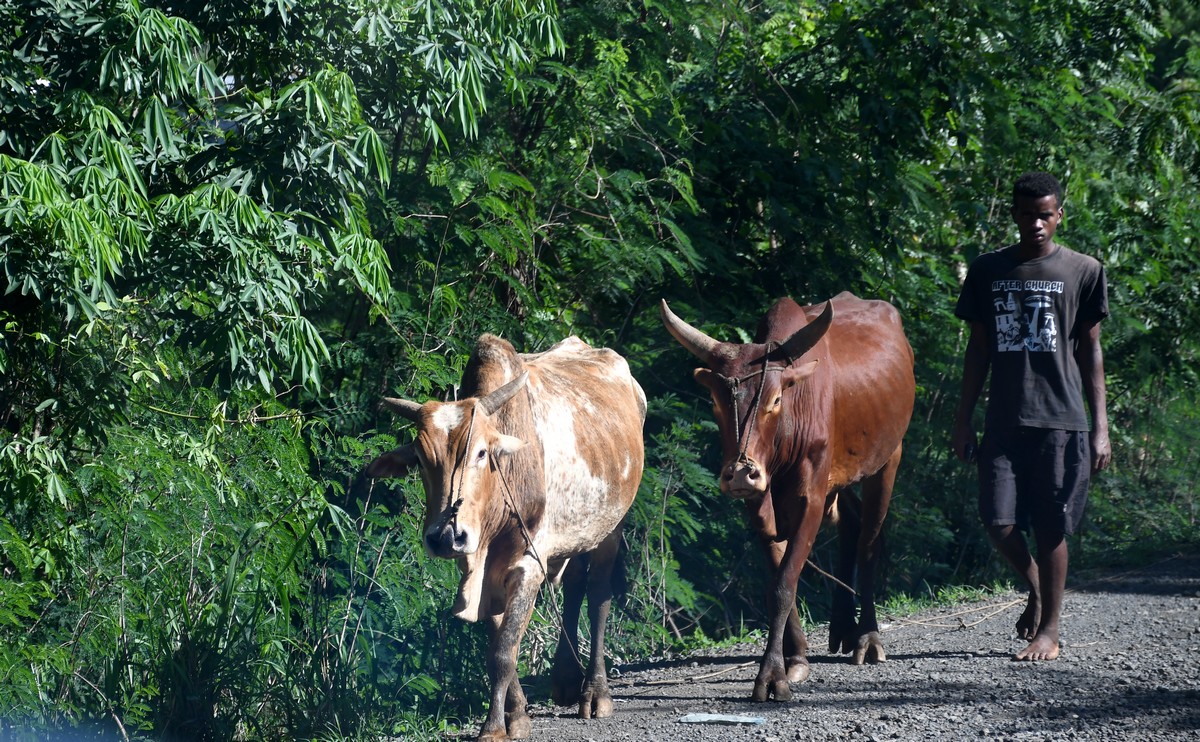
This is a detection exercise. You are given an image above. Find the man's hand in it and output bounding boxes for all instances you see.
[952,420,978,463]
[1091,429,1112,473]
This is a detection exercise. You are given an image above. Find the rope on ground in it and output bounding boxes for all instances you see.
[888,553,1187,631]
[888,598,1026,630]
[637,661,757,687]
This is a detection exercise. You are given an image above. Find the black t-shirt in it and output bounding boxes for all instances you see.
[955,243,1108,432]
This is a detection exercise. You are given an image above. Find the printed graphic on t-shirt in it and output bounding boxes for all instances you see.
[991,279,1064,353]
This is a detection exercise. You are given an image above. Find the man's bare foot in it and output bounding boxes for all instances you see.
[1016,594,1040,640]
[1014,634,1059,661]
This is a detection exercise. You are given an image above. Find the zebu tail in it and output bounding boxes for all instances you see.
[612,533,629,602]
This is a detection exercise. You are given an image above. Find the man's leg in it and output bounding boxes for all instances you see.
[1015,526,1067,661]
[1014,428,1083,661]
[986,524,1040,641]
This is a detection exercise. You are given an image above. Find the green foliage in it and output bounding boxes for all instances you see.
[1084,389,1200,564]
[2,387,325,736]
[1,0,1198,737]
[878,580,1013,622]
[619,397,726,651]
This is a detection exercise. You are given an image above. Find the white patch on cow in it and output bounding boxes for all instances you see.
[530,399,620,556]
[535,398,578,451]
[621,454,633,481]
[431,405,464,433]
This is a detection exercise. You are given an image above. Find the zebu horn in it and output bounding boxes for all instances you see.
[660,299,719,366]
[381,396,424,421]
[479,372,528,415]
[773,301,834,363]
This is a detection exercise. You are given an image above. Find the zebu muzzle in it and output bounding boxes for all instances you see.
[721,455,768,498]
[424,498,479,557]
[424,525,475,557]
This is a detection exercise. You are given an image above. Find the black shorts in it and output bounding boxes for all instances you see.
[977,427,1091,536]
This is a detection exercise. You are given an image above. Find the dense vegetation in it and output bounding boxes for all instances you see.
[2,0,1197,738]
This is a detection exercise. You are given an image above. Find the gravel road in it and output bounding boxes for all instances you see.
[519,552,1200,741]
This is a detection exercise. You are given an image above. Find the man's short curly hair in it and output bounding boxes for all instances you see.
[1013,171,1064,208]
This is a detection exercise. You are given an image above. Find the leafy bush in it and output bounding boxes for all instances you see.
[2,0,1198,737]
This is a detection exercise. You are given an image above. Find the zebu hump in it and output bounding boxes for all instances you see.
[463,334,527,397]
[819,293,914,392]
[523,338,641,402]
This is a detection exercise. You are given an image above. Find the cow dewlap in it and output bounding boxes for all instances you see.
[452,549,488,622]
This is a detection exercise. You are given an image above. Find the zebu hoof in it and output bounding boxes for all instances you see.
[828,622,856,655]
[852,631,887,665]
[477,710,531,741]
[751,678,793,703]
[551,655,585,707]
[505,711,532,739]
[771,679,793,701]
[579,682,614,719]
[786,659,811,684]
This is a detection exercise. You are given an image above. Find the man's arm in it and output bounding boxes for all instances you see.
[1075,320,1111,472]
[952,321,990,462]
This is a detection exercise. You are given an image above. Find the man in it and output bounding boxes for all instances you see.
[952,171,1111,661]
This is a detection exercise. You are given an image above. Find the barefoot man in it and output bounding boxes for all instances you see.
[952,171,1112,661]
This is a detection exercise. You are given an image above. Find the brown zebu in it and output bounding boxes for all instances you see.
[661,292,915,702]
[366,334,645,740]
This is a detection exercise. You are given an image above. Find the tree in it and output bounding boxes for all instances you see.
[0,0,563,735]
[2,0,1197,736]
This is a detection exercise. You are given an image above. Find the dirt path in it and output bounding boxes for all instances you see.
[522,552,1200,741]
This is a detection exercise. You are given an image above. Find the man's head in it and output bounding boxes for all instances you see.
[1011,171,1064,253]
[1012,171,1064,209]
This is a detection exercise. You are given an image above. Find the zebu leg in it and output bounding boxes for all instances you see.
[763,538,810,682]
[550,556,587,707]
[579,528,623,719]
[753,497,823,703]
[850,444,901,665]
[747,495,809,683]
[829,488,862,656]
[503,660,531,740]
[479,561,542,742]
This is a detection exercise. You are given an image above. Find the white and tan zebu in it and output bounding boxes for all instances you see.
[366,334,645,741]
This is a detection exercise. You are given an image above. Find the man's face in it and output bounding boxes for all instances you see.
[1011,194,1063,250]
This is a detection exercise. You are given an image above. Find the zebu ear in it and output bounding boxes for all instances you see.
[773,301,834,363]
[692,368,720,392]
[781,360,820,388]
[492,434,527,457]
[366,444,420,478]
